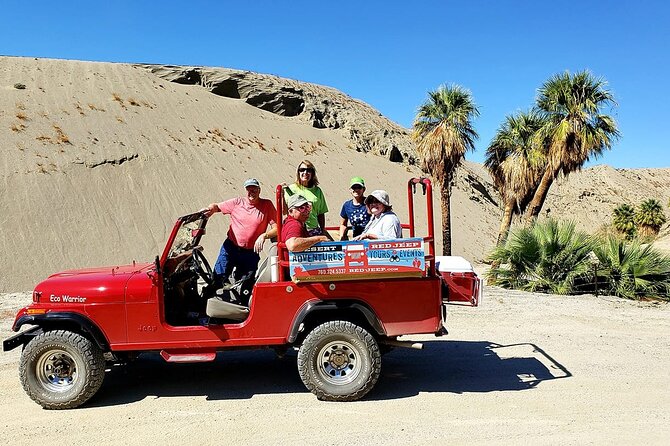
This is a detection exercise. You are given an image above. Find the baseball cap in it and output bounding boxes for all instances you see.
[243,178,260,188]
[350,177,365,188]
[287,194,311,209]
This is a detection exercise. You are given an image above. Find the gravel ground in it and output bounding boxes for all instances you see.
[1,288,669,445]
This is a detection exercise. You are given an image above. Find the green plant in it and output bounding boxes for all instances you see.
[635,199,666,237]
[485,109,547,245]
[593,237,670,299]
[413,84,479,255]
[612,204,637,239]
[525,70,620,222]
[487,219,595,294]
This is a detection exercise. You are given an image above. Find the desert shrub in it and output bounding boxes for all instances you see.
[487,219,595,294]
[592,237,670,299]
[488,220,670,300]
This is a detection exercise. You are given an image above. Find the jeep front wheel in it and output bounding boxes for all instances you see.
[297,321,381,401]
[19,330,106,409]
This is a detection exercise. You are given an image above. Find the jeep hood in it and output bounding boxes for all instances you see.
[34,263,153,303]
[47,263,152,279]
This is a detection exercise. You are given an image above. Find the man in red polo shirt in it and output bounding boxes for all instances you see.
[282,194,328,252]
[202,178,277,289]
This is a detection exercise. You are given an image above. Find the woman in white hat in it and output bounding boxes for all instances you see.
[353,190,402,240]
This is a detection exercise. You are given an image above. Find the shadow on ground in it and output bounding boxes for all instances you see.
[88,339,571,408]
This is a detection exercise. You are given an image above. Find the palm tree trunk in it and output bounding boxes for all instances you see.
[525,166,556,224]
[497,200,515,245]
[439,182,452,256]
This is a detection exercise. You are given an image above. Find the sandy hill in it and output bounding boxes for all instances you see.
[1,56,669,292]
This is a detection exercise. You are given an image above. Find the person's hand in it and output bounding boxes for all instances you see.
[353,234,367,241]
[199,203,217,218]
[254,233,266,253]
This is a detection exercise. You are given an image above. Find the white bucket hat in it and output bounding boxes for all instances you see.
[365,190,391,207]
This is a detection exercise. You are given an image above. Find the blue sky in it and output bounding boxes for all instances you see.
[3,1,668,168]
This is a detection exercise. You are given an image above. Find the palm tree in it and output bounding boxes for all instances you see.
[612,204,637,239]
[413,84,479,255]
[525,70,620,222]
[485,110,547,245]
[635,199,666,237]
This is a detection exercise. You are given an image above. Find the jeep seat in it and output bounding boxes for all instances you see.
[255,243,277,283]
[205,297,249,321]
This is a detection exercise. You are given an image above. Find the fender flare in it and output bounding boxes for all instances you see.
[287,299,386,343]
[13,312,110,350]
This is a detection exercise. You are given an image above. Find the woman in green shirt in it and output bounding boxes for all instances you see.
[287,160,333,239]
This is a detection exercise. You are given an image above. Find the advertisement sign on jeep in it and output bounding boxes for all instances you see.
[289,238,425,282]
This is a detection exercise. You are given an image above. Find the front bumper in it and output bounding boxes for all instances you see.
[3,326,41,352]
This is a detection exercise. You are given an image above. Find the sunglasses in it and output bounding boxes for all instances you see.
[292,203,312,212]
[367,198,380,205]
[351,185,364,190]
[298,168,314,173]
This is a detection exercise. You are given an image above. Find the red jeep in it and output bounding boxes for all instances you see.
[3,178,481,409]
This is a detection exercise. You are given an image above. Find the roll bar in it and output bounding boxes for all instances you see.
[407,177,436,275]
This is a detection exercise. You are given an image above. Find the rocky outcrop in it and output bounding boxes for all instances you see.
[137,65,416,164]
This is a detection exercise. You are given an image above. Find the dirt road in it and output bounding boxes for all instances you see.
[1,288,669,445]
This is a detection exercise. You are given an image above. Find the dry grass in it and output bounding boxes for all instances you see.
[74,103,86,116]
[53,125,71,144]
[36,135,52,143]
[128,97,140,107]
[116,116,125,123]
[209,128,225,139]
[15,102,26,111]
[10,123,27,132]
[88,103,105,112]
[112,93,127,109]
[302,142,318,155]
[16,112,28,121]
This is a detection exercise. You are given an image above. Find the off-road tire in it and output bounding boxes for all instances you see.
[297,321,381,401]
[19,330,106,409]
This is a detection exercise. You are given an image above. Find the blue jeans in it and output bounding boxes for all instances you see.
[214,238,260,283]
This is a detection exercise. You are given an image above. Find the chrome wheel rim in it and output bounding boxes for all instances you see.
[316,340,361,385]
[36,349,78,392]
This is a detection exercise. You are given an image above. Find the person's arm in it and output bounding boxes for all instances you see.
[338,217,349,241]
[354,232,378,241]
[285,235,329,252]
[254,223,277,253]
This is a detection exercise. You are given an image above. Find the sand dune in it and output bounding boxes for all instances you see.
[1,56,668,292]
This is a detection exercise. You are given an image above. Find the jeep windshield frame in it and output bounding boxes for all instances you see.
[160,212,208,268]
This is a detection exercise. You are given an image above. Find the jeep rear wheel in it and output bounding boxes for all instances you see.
[19,330,105,410]
[297,321,381,401]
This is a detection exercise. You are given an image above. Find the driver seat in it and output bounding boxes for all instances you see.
[205,298,249,322]
[204,273,253,321]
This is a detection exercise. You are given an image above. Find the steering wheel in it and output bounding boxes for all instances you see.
[192,248,213,285]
